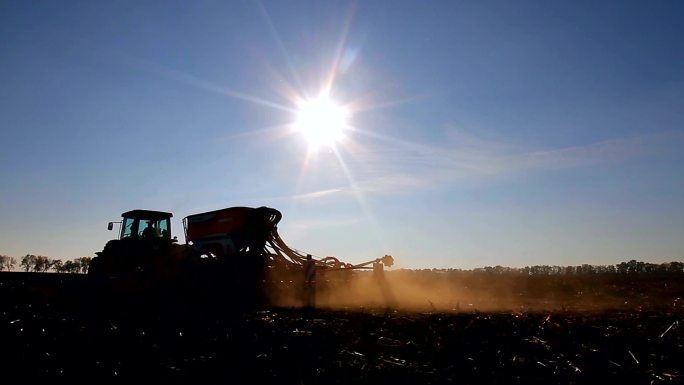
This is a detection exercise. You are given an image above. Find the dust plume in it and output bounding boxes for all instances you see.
[264,268,658,312]
[264,269,512,312]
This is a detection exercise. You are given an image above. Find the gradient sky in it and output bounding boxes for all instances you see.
[1,1,683,269]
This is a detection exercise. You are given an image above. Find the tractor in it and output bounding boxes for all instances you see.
[88,206,394,306]
[87,209,186,280]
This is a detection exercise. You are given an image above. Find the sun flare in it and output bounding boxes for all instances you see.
[294,96,350,148]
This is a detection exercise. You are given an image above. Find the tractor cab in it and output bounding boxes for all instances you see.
[109,210,173,240]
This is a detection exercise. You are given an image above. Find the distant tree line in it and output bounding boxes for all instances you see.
[405,260,683,276]
[2,254,681,276]
[0,254,91,273]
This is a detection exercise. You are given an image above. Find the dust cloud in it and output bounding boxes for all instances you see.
[316,270,524,312]
[263,268,645,312]
[264,270,528,312]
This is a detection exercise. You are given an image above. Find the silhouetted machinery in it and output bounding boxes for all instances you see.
[88,206,394,304]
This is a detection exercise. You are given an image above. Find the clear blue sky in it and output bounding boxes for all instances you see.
[1,1,683,269]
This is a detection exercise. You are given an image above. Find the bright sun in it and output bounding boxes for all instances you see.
[294,96,350,148]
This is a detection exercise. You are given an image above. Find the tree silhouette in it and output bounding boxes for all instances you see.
[33,256,52,272]
[73,257,92,273]
[20,254,37,272]
[51,259,64,273]
[17,255,59,272]
[61,260,79,273]
[0,255,17,271]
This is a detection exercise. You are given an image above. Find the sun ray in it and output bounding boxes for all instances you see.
[285,143,317,221]
[331,146,387,252]
[217,123,295,144]
[348,93,430,113]
[321,3,357,97]
[256,0,306,94]
[350,124,438,153]
[163,68,296,113]
[124,54,295,113]
[252,56,308,107]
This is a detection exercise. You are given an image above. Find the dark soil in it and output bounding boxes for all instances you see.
[0,273,682,384]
